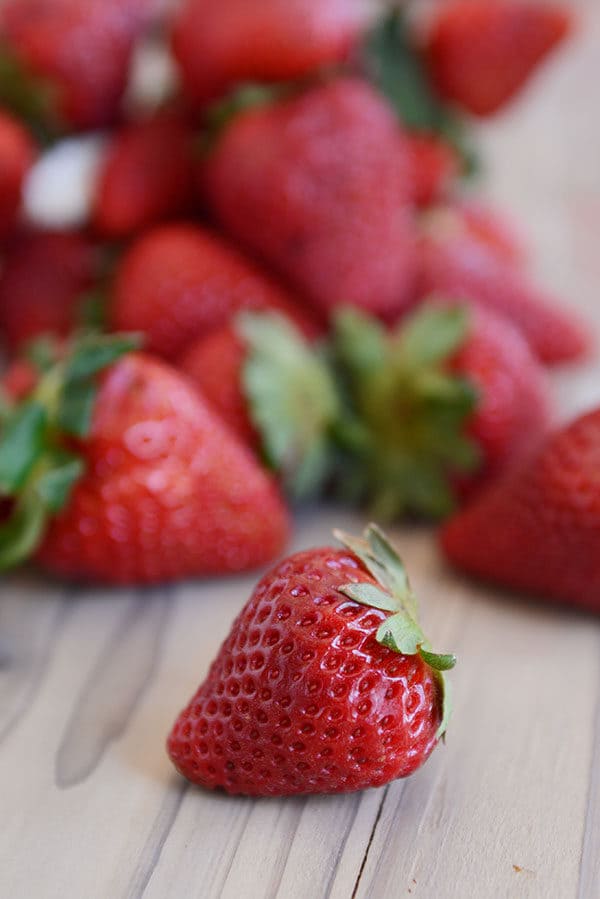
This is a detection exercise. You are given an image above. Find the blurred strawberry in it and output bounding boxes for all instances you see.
[111,223,321,360]
[172,0,377,106]
[415,218,589,364]
[0,231,101,353]
[0,109,36,240]
[427,0,572,116]
[406,133,459,207]
[441,408,600,612]
[0,334,290,583]
[203,78,416,321]
[93,112,195,238]
[0,0,150,131]
[330,302,550,518]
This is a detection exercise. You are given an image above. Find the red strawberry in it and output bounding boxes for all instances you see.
[93,112,195,238]
[441,408,600,612]
[111,223,320,361]
[331,303,550,518]
[172,0,377,106]
[0,0,148,130]
[0,231,100,353]
[202,78,416,321]
[0,334,290,584]
[406,133,459,207]
[0,110,36,240]
[181,325,258,450]
[167,524,455,796]
[415,220,589,364]
[427,0,572,117]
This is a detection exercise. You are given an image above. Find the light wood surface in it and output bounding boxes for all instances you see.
[2,4,600,897]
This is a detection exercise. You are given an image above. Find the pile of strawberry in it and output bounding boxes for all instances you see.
[1,0,598,797]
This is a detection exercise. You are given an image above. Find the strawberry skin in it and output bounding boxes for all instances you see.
[0,0,145,130]
[0,231,98,353]
[111,223,320,360]
[441,409,600,612]
[181,325,258,451]
[168,539,445,795]
[93,113,194,238]
[0,110,36,240]
[406,133,459,207]
[416,225,589,364]
[203,78,416,320]
[172,0,377,105]
[427,0,572,117]
[35,353,290,584]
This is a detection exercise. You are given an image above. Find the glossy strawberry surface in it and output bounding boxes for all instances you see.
[441,408,600,611]
[0,110,36,239]
[203,78,416,320]
[36,353,290,584]
[168,546,442,795]
[111,223,319,360]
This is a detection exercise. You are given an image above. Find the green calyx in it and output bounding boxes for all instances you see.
[331,303,480,520]
[0,332,141,571]
[239,312,340,500]
[363,10,479,174]
[335,524,455,740]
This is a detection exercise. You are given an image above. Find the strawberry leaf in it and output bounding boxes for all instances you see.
[396,305,470,368]
[0,491,47,571]
[376,611,424,656]
[239,312,339,499]
[0,402,47,494]
[58,380,97,439]
[339,582,400,613]
[0,43,59,142]
[36,454,84,512]
[63,333,141,382]
[420,648,457,672]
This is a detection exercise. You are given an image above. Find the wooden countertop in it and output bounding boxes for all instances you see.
[2,2,600,896]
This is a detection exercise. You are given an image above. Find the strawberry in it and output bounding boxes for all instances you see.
[93,112,195,238]
[0,334,290,584]
[0,231,101,353]
[426,0,572,117]
[0,109,36,240]
[167,524,455,796]
[441,408,600,612]
[331,302,549,518]
[415,218,589,364]
[0,0,148,131]
[111,223,320,361]
[172,0,377,106]
[181,313,340,499]
[202,78,416,321]
[406,132,459,207]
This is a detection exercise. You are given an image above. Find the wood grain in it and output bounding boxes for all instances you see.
[2,2,600,897]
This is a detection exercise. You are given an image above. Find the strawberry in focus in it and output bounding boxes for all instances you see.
[202,78,416,321]
[172,0,377,106]
[111,223,320,360]
[0,231,100,353]
[427,0,572,117]
[93,112,195,238]
[0,109,36,240]
[441,408,600,612]
[0,335,290,584]
[167,524,454,796]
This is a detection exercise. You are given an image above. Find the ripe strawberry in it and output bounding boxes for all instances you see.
[0,231,100,353]
[167,524,455,796]
[93,112,195,238]
[406,133,459,207]
[202,78,416,320]
[415,219,589,364]
[0,334,290,584]
[111,223,320,361]
[426,0,572,117]
[441,408,600,612]
[172,0,377,106]
[331,302,550,518]
[0,109,36,240]
[0,0,147,131]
